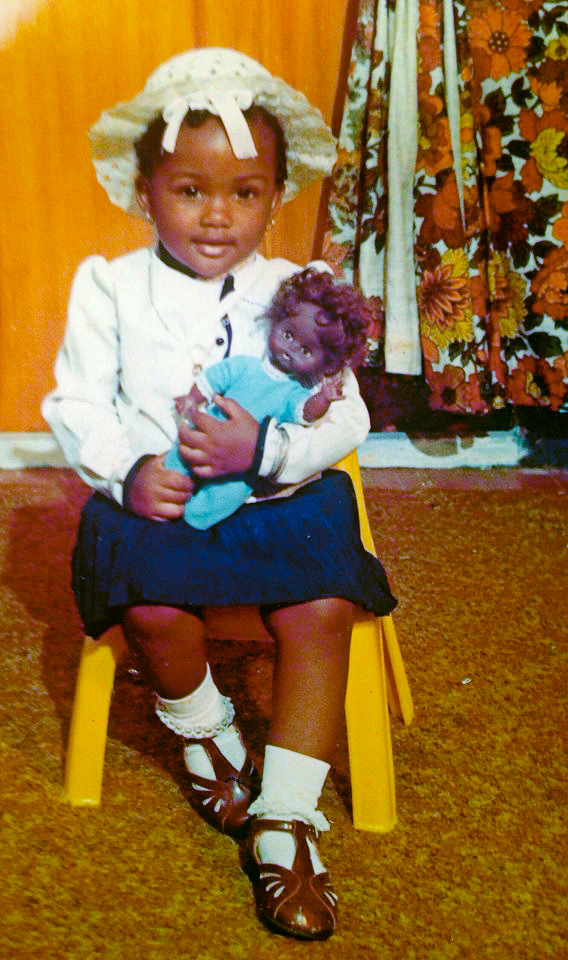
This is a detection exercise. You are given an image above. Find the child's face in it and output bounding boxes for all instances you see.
[268,302,330,380]
[137,114,283,279]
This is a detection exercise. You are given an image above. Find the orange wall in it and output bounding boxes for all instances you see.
[0,0,348,429]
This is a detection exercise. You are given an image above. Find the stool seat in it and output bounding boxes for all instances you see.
[63,452,413,832]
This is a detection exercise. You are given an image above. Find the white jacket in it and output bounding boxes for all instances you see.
[42,248,370,504]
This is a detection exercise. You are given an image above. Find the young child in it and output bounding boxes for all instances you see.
[43,48,397,941]
[165,267,372,529]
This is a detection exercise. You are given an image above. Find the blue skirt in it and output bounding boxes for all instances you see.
[72,470,397,638]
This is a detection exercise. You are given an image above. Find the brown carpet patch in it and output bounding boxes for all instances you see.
[0,468,566,959]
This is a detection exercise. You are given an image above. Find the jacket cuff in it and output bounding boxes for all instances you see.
[256,419,290,482]
[123,454,155,511]
[248,416,273,481]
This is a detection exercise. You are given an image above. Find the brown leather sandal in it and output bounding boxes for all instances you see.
[183,737,259,836]
[244,818,337,940]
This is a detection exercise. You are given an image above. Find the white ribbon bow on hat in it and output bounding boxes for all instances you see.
[161,90,258,158]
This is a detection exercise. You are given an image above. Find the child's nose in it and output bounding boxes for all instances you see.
[201,195,232,227]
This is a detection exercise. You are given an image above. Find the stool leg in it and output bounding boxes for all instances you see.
[64,628,127,806]
[345,614,397,832]
[382,614,414,725]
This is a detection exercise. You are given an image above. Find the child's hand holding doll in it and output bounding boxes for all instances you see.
[173,385,260,480]
[178,396,260,479]
[126,454,193,521]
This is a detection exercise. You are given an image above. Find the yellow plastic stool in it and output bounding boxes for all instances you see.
[64,452,413,832]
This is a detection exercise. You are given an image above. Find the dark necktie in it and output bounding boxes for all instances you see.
[220,274,234,300]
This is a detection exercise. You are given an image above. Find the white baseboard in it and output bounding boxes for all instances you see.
[0,430,523,470]
[358,429,522,469]
[0,433,68,469]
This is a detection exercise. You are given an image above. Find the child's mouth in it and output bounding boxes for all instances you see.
[194,239,234,258]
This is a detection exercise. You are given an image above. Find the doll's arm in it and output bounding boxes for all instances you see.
[302,372,344,423]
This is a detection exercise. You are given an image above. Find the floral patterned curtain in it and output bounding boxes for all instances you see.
[323,0,568,415]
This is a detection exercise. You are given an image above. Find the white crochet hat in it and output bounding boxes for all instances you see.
[89,47,337,217]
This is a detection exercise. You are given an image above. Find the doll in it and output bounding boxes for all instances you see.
[165,267,371,528]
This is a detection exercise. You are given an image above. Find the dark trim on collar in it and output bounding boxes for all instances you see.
[156,242,201,279]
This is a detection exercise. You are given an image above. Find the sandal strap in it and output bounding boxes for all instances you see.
[248,817,317,844]
[181,737,259,836]
[247,818,319,874]
[183,736,247,786]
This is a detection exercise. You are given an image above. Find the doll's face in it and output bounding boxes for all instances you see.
[137,114,283,279]
[268,302,330,380]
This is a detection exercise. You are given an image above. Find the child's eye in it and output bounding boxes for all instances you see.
[183,186,200,198]
[301,347,312,357]
[237,187,259,200]
[283,330,294,341]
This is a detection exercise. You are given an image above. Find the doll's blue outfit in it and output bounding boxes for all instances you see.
[164,355,313,529]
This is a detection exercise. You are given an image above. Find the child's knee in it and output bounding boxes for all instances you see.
[123,603,203,637]
[263,598,355,644]
[311,598,356,634]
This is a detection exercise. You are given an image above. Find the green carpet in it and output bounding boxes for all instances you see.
[0,468,566,959]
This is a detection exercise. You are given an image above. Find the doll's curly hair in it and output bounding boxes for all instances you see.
[266,268,371,374]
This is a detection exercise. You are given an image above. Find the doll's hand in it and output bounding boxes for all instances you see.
[174,394,193,418]
[174,384,206,421]
[303,373,345,422]
[320,372,344,402]
[126,455,193,520]
[178,395,259,478]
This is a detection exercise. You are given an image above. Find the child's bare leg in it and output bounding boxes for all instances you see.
[247,599,354,939]
[122,604,256,835]
[262,598,355,761]
[122,604,207,698]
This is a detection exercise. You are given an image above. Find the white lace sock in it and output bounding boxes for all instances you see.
[155,664,246,779]
[248,745,330,874]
